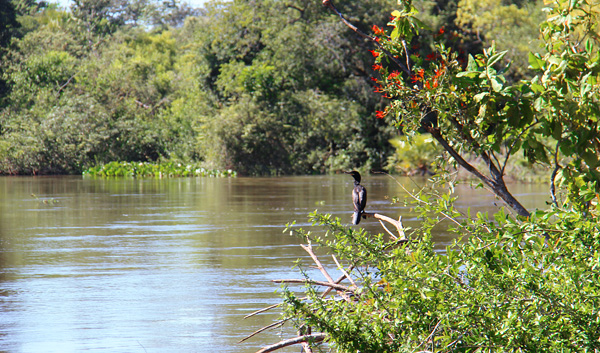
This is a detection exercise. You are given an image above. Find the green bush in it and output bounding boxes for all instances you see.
[276,181,600,352]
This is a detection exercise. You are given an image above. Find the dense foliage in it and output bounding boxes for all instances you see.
[255,0,600,351]
[0,0,545,175]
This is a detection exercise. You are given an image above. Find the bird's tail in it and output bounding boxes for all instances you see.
[352,211,361,225]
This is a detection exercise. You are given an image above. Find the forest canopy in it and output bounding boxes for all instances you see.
[0,0,545,175]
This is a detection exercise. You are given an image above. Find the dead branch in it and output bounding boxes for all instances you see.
[301,243,335,283]
[239,320,286,343]
[255,333,327,353]
[301,242,352,302]
[363,212,406,240]
[244,302,282,319]
[298,326,313,353]
[243,268,353,344]
[272,279,353,292]
[332,255,357,288]
[321,266,354,297]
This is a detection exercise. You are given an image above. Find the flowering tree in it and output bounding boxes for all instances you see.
[327,0,599,217]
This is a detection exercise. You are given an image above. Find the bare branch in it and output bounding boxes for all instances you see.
[244,302,282,319]
[363,212,406,240]
[255,333,327,353]
[332,255,357,288]
[272,279,353,292]
[239,320,286,343]
[301,242,352,302]
[57,74,76,96]
[321,266,355,298]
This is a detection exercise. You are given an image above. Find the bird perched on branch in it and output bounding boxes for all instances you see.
[345,171,367,225]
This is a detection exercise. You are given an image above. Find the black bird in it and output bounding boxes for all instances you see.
[345,171,367,225]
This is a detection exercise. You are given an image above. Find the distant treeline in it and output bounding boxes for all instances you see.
[0,0,543,175]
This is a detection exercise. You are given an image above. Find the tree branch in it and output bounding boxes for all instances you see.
[272,279,353,292]
[321,0,411,76]
[362,212,406,240]
[427,126,530,217]
[255,333,327,353]
[239,320,286,343]
[550,141,561,207]
[301,242,352,302]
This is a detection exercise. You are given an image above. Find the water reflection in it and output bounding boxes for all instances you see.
[0,175,549,352]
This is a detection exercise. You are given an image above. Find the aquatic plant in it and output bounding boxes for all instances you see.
[83,161,236,178]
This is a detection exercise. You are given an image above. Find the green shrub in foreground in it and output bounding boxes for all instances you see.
[281,195,600,352]
[82,161,236,178]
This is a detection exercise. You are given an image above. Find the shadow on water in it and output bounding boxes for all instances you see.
[0,175,549,352]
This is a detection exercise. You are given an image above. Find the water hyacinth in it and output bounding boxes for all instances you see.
[83,161,236,178]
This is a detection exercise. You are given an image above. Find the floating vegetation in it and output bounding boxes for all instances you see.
[83,161,236,178]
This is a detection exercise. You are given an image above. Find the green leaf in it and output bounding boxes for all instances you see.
[474,92,488,102]
[528,53,545,70]
[491,77,503,92]
[456,71,480,78]
[487,50,507,68]
[586,38,593,53]
[390,26,400,41]
[466,54,479,72]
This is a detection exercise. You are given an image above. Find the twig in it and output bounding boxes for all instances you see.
[301,243,335,283]
[332,255,357,288]
[244,303,282,319]
[321,0,411,76]
[301,242,352,302]
[255,333,327,353]
[376,171,490,234]
[550,141,561,207]
[57,74,76,96]
[239,320,286,343]
[272,279,352,292]
[321,266,355,297]
[378,219,398,239]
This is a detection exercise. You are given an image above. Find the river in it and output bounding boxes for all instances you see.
[0,175,548,352]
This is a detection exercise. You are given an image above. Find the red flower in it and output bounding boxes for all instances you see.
[411,68,425,83]
[372,64,383,71]
[425,53,437,61]
[425,79,439,89]
[369,50,380,57]
[372,24,385,36]
[387,70,401,80]
[370,77,378,82]
[375,110,385,119]
[438,26,445,35]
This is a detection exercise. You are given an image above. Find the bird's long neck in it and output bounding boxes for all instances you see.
[353,180,360,186]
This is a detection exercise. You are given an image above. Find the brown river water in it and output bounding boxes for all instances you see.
[0,175,548,352]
